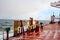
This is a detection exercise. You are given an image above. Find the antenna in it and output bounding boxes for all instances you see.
[53,12,55,17]
[53,12,54,15]
[59,13,60,16]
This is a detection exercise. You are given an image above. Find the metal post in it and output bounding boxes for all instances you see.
[3,28,4,40]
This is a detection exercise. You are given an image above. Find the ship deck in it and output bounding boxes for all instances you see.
[9,23,60,40]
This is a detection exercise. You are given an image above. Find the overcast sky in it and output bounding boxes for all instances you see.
[0,0,59,20]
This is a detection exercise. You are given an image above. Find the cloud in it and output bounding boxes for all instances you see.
[0,0,59,20]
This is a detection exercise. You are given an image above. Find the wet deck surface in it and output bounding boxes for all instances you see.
[9,23,60,40]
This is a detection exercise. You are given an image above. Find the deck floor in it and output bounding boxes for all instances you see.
[9,23,60,40]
